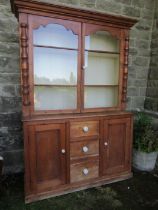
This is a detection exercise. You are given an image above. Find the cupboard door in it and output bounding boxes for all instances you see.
[29,15,81,113]
[82,23,121,110]
[28,123,66,193]
[101,118,131,175]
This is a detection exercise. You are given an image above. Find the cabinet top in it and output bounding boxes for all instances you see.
[10,0,137,29]
[22,111,133,122]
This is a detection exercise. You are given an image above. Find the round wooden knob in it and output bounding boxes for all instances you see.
[83,168,89,175]
[82,146,89,153]
[83,126,89,133]
[104,142,108,146]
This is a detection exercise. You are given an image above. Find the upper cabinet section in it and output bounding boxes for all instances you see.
[11,0,137,116]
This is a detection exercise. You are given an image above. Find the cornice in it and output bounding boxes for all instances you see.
[10,0,138,29]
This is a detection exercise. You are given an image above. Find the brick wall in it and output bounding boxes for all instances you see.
[0,0,157,173]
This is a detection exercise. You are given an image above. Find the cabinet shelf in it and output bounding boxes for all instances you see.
[84,85,118,87]
[34,84,77,87]
[34,84,118,87]
[85,49,119,55]
[34,44,78,51]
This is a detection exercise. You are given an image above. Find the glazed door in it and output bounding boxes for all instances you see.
[28,15,81,114]
[101,118,131,175]
[28,123,66,193]
[82,23,122,112]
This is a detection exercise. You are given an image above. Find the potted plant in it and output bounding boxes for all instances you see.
[133,112,158,171]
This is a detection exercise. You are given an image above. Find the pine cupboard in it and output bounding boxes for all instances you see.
[11,0,137,203]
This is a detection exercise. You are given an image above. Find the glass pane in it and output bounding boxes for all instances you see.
[33,24,78,49]
[34,86,77,110]
[85,52,119,85]
[84,87,118,108]
[34,47,77,85]
[85,31,119,52]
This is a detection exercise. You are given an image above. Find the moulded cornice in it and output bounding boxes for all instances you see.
[10,0,138,29]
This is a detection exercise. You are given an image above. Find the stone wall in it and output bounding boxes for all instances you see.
[0,0,156,173]
[145,0,158,112]
[0,0,23,173]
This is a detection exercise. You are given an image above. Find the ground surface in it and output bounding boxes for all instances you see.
[0,170,158,210]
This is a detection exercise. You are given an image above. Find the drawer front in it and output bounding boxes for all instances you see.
[70,160,99,183]
[70,140,99,159]
[70,121,99,138]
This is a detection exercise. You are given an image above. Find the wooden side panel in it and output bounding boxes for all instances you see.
[28,123,66,193]
[108,123,125,167]
[102,118,131,175]
[24,123,31,196]
[36,130,61,182]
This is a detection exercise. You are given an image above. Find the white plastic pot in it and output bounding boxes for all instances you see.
[133,149,158,171]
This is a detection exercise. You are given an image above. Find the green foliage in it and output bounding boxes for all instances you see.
[133,112,158,153]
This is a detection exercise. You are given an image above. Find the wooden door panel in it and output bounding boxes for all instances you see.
[102,118,131,175]
[36,129,61,182]
[28,123,66,193]
[108,123,125,169]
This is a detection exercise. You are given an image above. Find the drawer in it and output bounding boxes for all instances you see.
[70,140,99,159]
[70,121,99,138]
[70,160,99,183]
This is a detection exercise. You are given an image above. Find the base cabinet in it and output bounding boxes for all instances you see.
[24,113,133,202]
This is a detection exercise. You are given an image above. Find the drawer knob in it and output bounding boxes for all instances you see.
[83,126,89,133]
[82,146,89,153]
[61,149,66,154]
[83,168,89,175]
[104,142,108,146]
